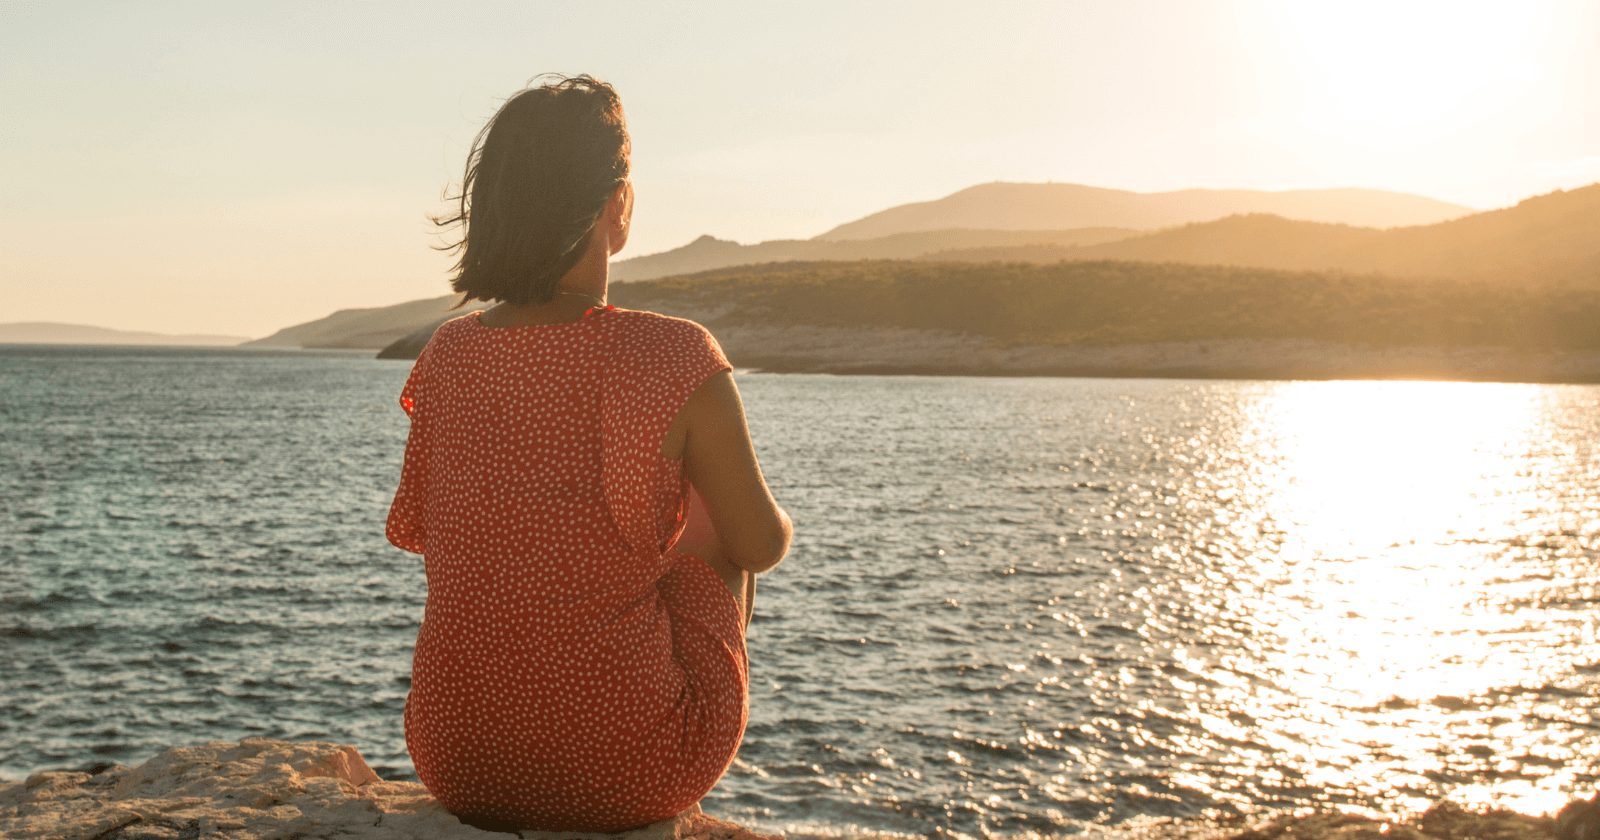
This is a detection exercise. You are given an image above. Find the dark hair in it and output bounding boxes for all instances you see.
[434,74,630,307]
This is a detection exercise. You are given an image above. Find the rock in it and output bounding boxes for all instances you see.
[1559,793,1600,840]
[0,738,780,840]
[1225,799,1558,839]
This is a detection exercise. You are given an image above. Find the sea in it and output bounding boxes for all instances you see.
[2,344,1597,838]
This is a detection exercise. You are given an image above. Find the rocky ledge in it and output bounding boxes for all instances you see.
[0,738,779,840]
[4,738,1596,839]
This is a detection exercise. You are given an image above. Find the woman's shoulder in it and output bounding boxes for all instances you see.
[607,307,717,344]
[608,306,707,330]
[605,308,729,376]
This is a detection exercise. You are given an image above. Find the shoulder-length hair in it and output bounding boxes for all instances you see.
[435,74,630,306]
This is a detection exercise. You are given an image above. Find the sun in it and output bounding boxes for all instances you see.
[1257,1,1552,142]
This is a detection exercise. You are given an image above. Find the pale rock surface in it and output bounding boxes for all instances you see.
[0,738,780,840]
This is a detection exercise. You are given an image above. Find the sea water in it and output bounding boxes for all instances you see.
[2,344,1597,837]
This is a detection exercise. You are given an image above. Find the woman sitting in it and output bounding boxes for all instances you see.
[386,73,793,832]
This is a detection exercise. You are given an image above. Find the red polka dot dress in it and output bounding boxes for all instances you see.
[385,305,747,833]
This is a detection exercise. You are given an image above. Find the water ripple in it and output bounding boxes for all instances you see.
[1,348,1597,836]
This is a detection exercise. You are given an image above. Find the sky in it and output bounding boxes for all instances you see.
[2,0,1596,338]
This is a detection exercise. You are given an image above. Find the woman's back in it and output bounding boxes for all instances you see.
[386,305,748,832]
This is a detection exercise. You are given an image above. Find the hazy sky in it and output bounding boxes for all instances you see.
[3,0,1597,337]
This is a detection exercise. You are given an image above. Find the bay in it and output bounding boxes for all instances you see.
[2,345,1596,837]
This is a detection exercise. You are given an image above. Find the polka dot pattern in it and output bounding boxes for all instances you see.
[384,306,746,832]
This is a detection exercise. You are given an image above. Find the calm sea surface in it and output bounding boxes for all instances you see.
[2,345,1597,838]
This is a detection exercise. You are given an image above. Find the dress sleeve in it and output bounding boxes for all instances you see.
[601,318,733,560]
[385,345,432,554]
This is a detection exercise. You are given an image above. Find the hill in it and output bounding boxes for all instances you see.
[611,180,1472,280]
[263,183,1597,353]
[928,184,1600,285]
[605,260,1600,350]
[378,259,1600,383]
[816,182,1472,240]
[610,227,1137,281]
[246,295,488,349]
[0,322,248,346]
[256,228,1138,348]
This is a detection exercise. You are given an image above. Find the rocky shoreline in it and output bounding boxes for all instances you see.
[4,739,1593,839]
[0,739,777,840]
[697,325,1600,384]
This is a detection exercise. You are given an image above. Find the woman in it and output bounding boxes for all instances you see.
[385,74,793,832]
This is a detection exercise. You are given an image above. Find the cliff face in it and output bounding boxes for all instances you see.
[0,738,778,840]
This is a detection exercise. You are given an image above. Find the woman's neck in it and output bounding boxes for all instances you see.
[478,244,611,327]
[555,242,610,303]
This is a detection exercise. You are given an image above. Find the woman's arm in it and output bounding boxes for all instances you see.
[680,370,792,574]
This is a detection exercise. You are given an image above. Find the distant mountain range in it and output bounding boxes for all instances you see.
[252,180,1494,351]
[814,182,1472,239]
[0,322,248,346]
[926,184,1600,285]
[610,226,1137,282]
[612,182,1470,282]
[367,182,1600,381]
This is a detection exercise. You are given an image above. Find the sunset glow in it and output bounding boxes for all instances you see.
[3,1,1596,337]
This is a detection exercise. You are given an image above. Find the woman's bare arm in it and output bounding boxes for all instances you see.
[679,370,792,574]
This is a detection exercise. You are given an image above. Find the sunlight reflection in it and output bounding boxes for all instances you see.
[1257,381,1548,697]
[1235,380,1581,812]
[1261,380,1541,556]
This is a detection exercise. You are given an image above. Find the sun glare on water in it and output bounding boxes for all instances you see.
[1264,379,1541,556]
[1227,380,1586,816]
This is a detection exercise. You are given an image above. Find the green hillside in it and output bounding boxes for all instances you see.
[607,259,1600,351]
[374,259,1599,381]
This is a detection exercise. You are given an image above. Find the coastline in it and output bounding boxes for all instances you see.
[0,739,778,840]
[1,739,1583,840]
[371,318,1600,384]
[688,326,1600,385]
